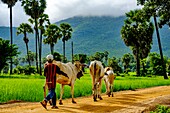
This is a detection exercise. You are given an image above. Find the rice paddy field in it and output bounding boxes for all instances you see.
[1,70,170,103]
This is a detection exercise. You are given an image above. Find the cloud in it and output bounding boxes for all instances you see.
[0,0,141,27]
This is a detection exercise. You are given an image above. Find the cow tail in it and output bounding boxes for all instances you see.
[94,61,96,76]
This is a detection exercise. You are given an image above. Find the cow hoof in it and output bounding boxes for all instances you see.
[98,95,103,100]
[99,97,103,100]
[72,100,77,104]
[59,100,63,105]
[94,99,97,102]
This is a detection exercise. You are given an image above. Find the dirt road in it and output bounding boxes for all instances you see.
[1,86,170,113]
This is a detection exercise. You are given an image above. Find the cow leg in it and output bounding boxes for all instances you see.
[97,81,103,100]
[93,83,98,102]
[71,82,76,104]
[111,82,114,97]
[59,84,64,105]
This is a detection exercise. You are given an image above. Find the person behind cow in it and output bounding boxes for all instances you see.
[40,54,68,109]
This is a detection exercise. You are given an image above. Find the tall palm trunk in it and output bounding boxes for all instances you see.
[153,15,168,79]
[10,6,13,75]
[63,40,66,63]
[50,44,54,55]
[25,42,31,66]
[136,46,140,76]
[71,41,73,63]
[34,18,39,73]
[39,30,42,75]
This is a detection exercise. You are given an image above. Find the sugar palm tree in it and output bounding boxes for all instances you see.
[121,9,154,76]
[43,24,62,55]
[137,0,168,79]
[38,13,50,75]
[17,23,33,66]
[60,23,73,63]
[21,0,46,73]
[1,0,18,74]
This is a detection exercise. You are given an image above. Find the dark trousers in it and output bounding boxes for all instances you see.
[45,88,56,106]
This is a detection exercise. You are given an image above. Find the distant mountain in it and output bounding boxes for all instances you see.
[0,16,170,60]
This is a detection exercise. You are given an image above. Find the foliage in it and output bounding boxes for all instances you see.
[73,54,88,63]
[13,65,36,75]
[137,0,169,79]
[150,105,170,113]
[53,52,62,61]
[21,0,46,19]
[60,23,73,62]
[43,24,62,54]
[0,38,19,73]
[24,65,36,75]
[122,53,133,73]
[108,56,122,75]
[121,9,154,76]
[88,51,109,66]
[148,52,167,75]
[137,0,170,28]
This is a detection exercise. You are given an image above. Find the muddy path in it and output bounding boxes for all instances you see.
[1,86,170,113]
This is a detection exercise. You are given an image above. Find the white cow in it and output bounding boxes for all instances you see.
[44,60,83,105]
[103,67,115,97]
[89,60,104,101]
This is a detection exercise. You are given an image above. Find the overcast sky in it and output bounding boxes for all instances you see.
[0,0,141,27]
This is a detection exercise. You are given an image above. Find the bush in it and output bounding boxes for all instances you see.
[151,105,170,113]
[14,65,25,74]
[24,65,36,75]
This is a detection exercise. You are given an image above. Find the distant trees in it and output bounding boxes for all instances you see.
[108,56,122,75]
[122,53,132,73]
[121,9,154,76]
[0,38,19,73]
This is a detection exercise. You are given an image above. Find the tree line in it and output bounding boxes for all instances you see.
[1,0,73,75]
[0,0,170,79]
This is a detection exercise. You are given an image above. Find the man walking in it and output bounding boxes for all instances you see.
[40,54,68,109]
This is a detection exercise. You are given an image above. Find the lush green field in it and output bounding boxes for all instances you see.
[0,71,170,103]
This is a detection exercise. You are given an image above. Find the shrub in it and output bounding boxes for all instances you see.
[24,65,36,75]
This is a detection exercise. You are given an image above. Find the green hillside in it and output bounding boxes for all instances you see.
[0,16,170,59]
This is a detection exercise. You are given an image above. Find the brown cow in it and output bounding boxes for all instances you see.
[103,67,115,97]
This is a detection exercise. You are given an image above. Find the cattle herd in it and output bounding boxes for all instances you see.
[43,60,115,104]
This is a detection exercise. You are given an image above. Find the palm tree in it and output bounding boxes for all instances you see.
[43,24,62,54]
[17,23,33,66]
[21,0,46,73]
[1,0,18,74]
[137,0,168,79]
[38,14,50,75]
[60,23,73,63]
[121,9,154,76]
